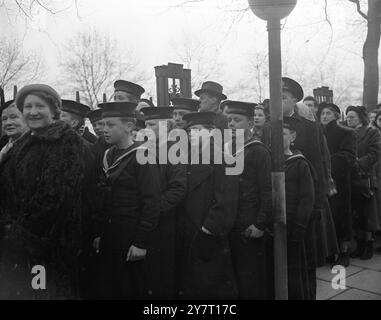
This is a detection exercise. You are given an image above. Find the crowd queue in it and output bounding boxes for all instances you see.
[0,77,380,300]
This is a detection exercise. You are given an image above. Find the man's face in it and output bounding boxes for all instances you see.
[60,111,78,129]
[199,93,217,112]
[1,105,27,139]
[283,128,296,151]
[173,109,191,129]
[304,100,317,116]
[114,90,137,103]
[92,119,105,137]
[227,113,253,140]
[282,91,297,116]
[103,117,130,145]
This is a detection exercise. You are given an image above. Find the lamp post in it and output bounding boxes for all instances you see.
[248,0,297,300]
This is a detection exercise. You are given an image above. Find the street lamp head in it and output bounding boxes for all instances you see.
[248,0,297,21]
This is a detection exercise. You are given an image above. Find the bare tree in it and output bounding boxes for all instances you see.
[60,28,147,109]
[170,32,223,92]
[0,37,44,95]
[348,0,381,109]
[1,0,79,20]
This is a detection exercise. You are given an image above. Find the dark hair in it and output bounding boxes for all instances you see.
[23,91,61,120]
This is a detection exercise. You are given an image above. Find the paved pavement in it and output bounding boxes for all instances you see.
[316,252,381,300]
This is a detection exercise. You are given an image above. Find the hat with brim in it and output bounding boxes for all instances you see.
[140,106,173,121]
[171,97,200,112]
[317,102,341,120]
[183,111,216,130]
[15,84,62,111]
[222,100,257,118]
[114,80,145,99]
[99,102,137,118]
[283,116,301,132]
[282,77,304,102]
[194,81,227,100]
[346,105,367,116]
[61,100,91,118]
[88,109,103,123]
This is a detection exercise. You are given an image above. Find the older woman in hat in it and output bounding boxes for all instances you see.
[345,106,381,260]
[0,84,90,299]
[318,103,357,267]
[0,100,28,163]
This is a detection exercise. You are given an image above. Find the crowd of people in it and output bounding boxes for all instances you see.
[0,77,380,300]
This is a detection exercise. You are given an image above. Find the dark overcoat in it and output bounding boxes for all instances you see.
[285,152,314,300]
[145,144,187,299]
[228,138,273,300]
[181,145,239,299]
[323,120,357,241]
[352,125,381,232]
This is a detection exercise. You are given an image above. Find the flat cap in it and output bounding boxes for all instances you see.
[99,102,137,118]
[140,106,173,121]
[222,100,257,117]
[171,97,200,112]
[183,111,216,129]
[61,100,91,118]
[88,108,103,123]
[114,80,145,99]
[282,77,304,102]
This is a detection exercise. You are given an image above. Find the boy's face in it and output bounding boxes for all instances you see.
[173,109,191,129]
[187,124,213,147]
[283,127,296,151]
[227,113,253,139]
[103,117,132,145]
[92,119,105,137]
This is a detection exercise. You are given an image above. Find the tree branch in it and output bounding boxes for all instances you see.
[348,0,368,20]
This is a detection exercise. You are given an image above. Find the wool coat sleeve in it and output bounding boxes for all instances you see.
[358,128,381,173]
[331,129,357,176]
[249,145,273,230]
[133,162,161,250]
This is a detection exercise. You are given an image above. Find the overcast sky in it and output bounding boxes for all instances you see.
[0,0,378,106]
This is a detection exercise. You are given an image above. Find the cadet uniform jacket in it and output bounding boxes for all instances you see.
[102,143,161,250]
